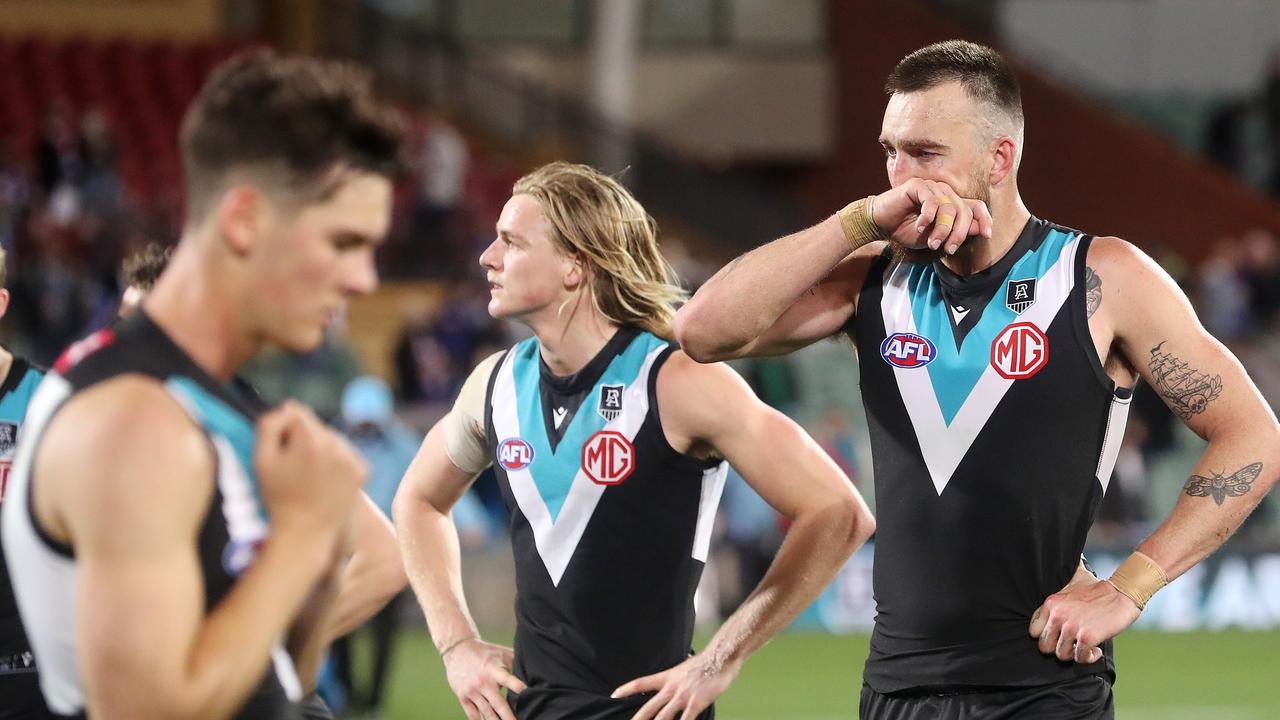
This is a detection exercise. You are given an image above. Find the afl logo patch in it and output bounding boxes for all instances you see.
[881,333,936,369]
[497,438,535,471]
[582,430,635,486]
[991,322,1049,379]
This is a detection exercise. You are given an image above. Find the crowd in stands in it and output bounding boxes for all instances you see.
[1204,46,1280,200]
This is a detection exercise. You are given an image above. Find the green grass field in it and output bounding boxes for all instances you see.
[349,628,1280,719]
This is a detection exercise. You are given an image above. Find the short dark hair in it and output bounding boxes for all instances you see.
[122,243,173,291]
[885,40,1023,124]
[180,49,404,219]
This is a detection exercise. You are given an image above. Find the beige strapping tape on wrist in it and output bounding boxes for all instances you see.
[836,195,886,252]
[1106,551,1168,610]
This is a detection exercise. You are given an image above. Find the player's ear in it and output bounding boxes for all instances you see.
[989,135,1018,187]
[216,186,270,256]
[564,253,586,291]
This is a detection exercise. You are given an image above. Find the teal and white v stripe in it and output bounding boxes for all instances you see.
[881,230,1081,495]
[163,377,301,702]
[493,333,668,586]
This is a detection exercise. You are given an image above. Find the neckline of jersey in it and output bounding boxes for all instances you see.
[931,215,1047,297]
[537,325,641,395]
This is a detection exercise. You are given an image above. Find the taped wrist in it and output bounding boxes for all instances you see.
[836,195,887,252]
[1106,551,1168,610]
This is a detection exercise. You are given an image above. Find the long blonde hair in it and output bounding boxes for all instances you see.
[512,162,686,338]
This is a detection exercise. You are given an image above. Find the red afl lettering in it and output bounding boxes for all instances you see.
[582,430,635,486]
[990,322,1049,380]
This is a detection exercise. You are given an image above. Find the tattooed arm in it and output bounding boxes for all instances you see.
[674,178,993,362]
[1097,237,1280,579]
[1030,237,1280,665]
[673,220,881,362]
[1083,266,1103,318]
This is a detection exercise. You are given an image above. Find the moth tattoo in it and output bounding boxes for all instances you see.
[1183,462,1263,506]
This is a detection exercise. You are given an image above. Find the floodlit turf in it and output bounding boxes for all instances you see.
[360,629,1280,719]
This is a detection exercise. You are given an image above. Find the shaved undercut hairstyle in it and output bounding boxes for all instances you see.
[886,40,1025,155]
[179,49,405,221]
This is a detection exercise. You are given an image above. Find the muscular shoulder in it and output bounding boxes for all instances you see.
[1085,235,1155,275]
[1085,236,1187,325]
[655,350,755,454]
[41,375,213,543]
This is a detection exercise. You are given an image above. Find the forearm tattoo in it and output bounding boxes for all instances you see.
[1183,462,1263,506]
[1148,341,1223,419]
[1084,266,1102,318]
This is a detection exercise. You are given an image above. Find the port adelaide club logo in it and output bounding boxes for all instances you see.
[1006,278,1037,314]
[881,332,937,369]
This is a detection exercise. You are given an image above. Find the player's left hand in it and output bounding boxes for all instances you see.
[1029,579,1141,664]
[612,653,742,720]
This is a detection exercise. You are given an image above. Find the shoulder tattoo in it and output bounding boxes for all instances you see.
[1084,266,1102,318]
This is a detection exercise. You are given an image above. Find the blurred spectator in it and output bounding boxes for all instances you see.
[0,137,29,256]
[34,98,87,198]
[394,322,455,403]
[79,107,124,218]
[812,406,862,491]
[1265,47,1280,197]
[329,376,419,720]
[240,327,363,420]
[746,357,799,415]
[1204,99,1248,176]
[1240,229,1280,330]
[716,466,782,615]
[411,113,470,274]
[394,281,506,404]
[1196,236,1251,341]
[329,376,491,719]
[1094,416,1150,545]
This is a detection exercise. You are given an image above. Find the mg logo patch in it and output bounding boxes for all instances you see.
[880,333,936,369]
[497,438,535,471]
[597,384,624,422]
[582,430,635,486]
[991,322,1049,380]
[1006,278,1037,314]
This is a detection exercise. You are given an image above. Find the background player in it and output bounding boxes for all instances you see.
[2,50,404,719]
[674,40,1280,718]
[394,161,875,720]
[0,245,52,720]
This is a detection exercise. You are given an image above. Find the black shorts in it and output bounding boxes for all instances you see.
[509,688,715,720]
[0,670,56,720]
[860,675,1113,720]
